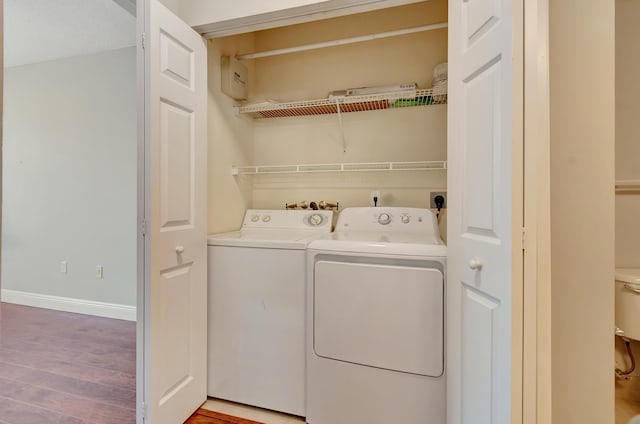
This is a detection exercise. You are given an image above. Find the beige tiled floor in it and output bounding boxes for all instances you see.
[202,399,306,424]
[617,376,640,424]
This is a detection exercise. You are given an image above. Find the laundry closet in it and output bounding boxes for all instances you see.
[201,1,449,421]
[145,0,527,421]
[204,0,448,234]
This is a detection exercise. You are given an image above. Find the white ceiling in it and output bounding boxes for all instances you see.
[5,0,136,68]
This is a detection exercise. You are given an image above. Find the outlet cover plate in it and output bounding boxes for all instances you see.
[430,191,447,209]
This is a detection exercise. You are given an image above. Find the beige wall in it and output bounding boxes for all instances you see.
[207,1,449,235]
[207,35,256,234]
[158,0,180,16]
[615,0,640,268]
[549,0,615,422]
[182,0,340,26]
[615,0,640,377]
[179,0,426,36]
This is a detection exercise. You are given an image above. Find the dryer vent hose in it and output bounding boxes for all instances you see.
[616,338,636,377]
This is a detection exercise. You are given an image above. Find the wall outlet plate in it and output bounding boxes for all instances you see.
[430,191,447,209]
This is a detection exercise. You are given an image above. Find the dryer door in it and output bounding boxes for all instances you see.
[313,260,444,377]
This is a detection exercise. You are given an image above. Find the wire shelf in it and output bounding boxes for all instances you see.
[231,161,447,176]
[236,88,447,118]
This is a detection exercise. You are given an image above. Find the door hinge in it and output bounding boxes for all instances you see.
[140,401,147,421]
[141,32,146,50]
[141,219,147,236]
[521,227,526,251]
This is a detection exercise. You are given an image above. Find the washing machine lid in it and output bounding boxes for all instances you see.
[615,268,640,285]
[308,231,447,257]
[208,230,331,249]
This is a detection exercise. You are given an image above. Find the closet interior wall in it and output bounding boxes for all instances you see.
[207,33,256,234]
[207,0,448,235]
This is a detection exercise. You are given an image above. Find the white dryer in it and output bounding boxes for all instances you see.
[207,209,333,416]
[306,207,446,424]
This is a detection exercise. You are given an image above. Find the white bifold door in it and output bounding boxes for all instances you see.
[447,0,522,423]
[139,0,208,423]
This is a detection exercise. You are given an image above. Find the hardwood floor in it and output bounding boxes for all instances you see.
[186,408,263,424]
[200,399,305,424]
[0,302,136,424]
[5,302,636,424]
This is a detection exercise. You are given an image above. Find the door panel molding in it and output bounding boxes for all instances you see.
[140,1,208,423]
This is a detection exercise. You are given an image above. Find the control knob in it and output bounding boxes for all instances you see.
[308,214,324,226]
[378,213,391,225]
[401,215,410,224]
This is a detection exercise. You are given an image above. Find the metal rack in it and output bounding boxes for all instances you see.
[231,161,447,176]
[236,88,447,119]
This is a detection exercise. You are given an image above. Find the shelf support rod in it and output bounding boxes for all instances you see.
[236,22,448,60]
[336,100,346,153]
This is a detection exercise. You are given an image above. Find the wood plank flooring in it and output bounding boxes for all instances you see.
[199,400,305,424]
[5,301,637,424]
[186,408,263,424]
[0,302,136,424]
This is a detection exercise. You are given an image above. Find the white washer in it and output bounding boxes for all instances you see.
[306,207,446,424]
[207,209,333,416]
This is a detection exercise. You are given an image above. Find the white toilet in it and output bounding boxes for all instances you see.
[615,268,640,341]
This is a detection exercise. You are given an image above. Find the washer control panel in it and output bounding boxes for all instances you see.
[242,209,333,231]
[336,207,439,235]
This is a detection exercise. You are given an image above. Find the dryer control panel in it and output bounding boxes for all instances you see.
[335,207,439,235]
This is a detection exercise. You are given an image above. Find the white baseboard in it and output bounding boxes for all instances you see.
[1,289,136,321]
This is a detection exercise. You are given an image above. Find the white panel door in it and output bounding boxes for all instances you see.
[447,0,522,423]
[142,0,207,422]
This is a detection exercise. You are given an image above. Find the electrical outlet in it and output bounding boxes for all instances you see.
[430,191,447,209]
[371,191,381,206]
[96,265,104,279]
[60,261,67,274]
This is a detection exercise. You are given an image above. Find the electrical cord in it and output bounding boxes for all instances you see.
[434,195,445,222]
